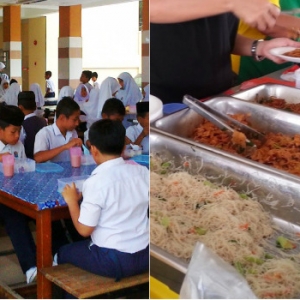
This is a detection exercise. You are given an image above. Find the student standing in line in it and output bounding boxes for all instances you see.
[30,83,45,118]
[0,104,37,284]
[116,72,143,106]
[33,97,82,163]
[125,102,149,154]
[18,91,47,159]
[44,70,55,98]
[58,119,149,282]
[2,81,21,106]
[97,77,121,118]
[79,70,93,92]
[91,72,101,89]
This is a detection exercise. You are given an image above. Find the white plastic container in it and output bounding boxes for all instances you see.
[0,158,36,174]
[294,69,300,88]
[57,175,89,193]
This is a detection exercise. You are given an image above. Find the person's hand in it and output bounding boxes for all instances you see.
[66,138,83,149]
[257,38,300,63]
[231,0,280,32]
[61,182,82,205]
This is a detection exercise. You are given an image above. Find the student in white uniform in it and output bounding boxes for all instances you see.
[2,82,21,106]
[58,119,149,282]
[30,83,45,118]
[44,70,55,98]
[97,77,121,118]
[34,97,82,163]
[125,102,149,154]
[0,104,37,284]
[116,72,143,107]
[57,86,74,104]
[91,72,101,90]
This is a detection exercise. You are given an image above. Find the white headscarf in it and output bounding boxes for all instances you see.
[3,82,20,106]
[143,84,150,102]
[0,79,9,97]
[58,86,74,103]
[74,83,89,111]
[97,77,120,118]
[82,88,101,128]
[30,83,45,108]
[0,62,5,70]
[1,73,9,82]
[116,72,143,106]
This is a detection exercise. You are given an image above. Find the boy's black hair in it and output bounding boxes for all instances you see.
[102,98,125,117]
[136,101,149,118]
[45,71,52,77]
[10,79,17,85]
[82,70,92,80]
[18,91,36,111]
[92,72,98,78]
[56,97,80,119]
[89,119,125,156]
[0,104,24,129]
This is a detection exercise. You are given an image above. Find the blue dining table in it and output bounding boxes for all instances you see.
[0,161,96,299]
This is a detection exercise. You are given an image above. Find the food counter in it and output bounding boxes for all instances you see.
[149,67,300,298]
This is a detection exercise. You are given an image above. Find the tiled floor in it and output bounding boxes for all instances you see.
[0,226,27,287]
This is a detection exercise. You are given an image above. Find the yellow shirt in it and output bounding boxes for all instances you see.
[231,0,280,74]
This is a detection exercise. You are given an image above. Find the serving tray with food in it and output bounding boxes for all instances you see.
[150,131,300,299]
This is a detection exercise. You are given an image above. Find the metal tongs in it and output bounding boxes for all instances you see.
[183,95,266,149]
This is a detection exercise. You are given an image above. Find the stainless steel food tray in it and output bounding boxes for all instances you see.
[232,83,300,105]
[151,96,300,180]
[150,130,300,294]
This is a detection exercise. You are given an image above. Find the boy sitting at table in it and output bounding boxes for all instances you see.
[84,97,126,149]
[0,103,37,284]
[34,96,82,163]
[125,101,149,154]
[58,119,149,280]
[18,91,47,159]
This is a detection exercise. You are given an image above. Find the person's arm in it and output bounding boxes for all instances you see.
[62,183,95,237]
[262,13,300,39]
[151,0,280,32]
[34,137,82,163]
[232,35,300,63]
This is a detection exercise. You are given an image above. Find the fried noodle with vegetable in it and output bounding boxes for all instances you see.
[150,158,300,298]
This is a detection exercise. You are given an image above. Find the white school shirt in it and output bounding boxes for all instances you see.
[34,122,78,162]
[0,140,26,159]
[46,79,55,93]
[79,157,149,253]
[126,123,149,154]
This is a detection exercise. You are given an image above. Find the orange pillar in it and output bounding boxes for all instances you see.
[142,0,149,88]
[58,5,82,90]
[3,5,22,84]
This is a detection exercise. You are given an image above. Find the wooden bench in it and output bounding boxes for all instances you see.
[0,280,23,299]
[40,264,149,299]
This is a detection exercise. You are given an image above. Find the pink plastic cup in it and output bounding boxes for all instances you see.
[70,147,82,168]
[2,154,15,177]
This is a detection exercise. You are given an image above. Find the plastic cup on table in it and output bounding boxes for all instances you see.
[69,147,82,168]
[2,154,15,177]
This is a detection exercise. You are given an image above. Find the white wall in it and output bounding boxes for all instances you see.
[46,1,141,93]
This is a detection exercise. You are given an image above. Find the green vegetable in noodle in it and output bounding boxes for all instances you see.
[234,261,245,275]
[276,236,296,249]
[239,193,248,199]
[161,216,170,228]
[244,256,264,265]
[195,227,207,235]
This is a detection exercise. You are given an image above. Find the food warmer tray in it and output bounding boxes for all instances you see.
[150,130,300,295]
[151,96,300,181]
[232,83,300,105]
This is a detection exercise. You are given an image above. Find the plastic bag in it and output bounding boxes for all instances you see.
[180,242,257,299]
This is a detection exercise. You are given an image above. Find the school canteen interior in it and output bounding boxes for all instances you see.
[0,0,149,298]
